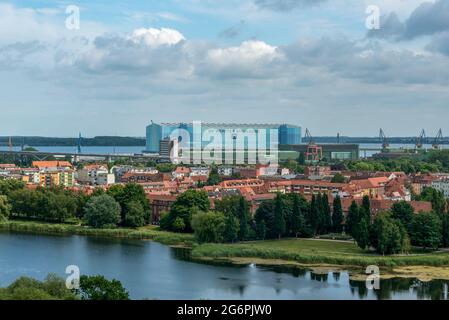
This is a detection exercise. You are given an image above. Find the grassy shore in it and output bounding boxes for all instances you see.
[0,220,195,246]
[3,220,449,276]
[191,238,449,268]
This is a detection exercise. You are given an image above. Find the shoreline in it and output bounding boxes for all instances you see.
[2,220,449,281]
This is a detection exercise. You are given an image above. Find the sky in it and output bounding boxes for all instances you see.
[1,0,448,137]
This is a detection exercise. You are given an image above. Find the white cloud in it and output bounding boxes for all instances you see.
[129,28,186,47]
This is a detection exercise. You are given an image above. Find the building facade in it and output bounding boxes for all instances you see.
[145,122,302,155]
[432,179,449,199]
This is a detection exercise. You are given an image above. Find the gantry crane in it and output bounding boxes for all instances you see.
[304,129,323,163]
[415,129,426,150]
[379,128,389,151]
[433,129,443,150]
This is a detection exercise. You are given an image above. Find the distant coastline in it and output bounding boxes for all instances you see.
[0,136,145,147]
[1,135,448,147]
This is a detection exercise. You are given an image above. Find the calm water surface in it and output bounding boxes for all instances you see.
[1,232,448,300]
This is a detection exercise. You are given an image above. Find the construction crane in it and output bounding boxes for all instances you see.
[304,128,323,163]
[433,129,443,150]
[415,129,426,150]
[379,128,389,151]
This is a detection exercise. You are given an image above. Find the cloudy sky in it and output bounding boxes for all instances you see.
[1,0,448,137]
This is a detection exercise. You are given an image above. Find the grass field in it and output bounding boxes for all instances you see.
[192,238,449,268]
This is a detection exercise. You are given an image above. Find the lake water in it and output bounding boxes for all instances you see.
[1,232,448,300]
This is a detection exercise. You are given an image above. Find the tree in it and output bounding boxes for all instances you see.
[161,190,210,232]
[206,167,222,186]
[346,201,360,236]
[0,179,25,196]
[0,274,76,300]
[332,195,344,233]
[191,211,226,243]
[361,195,371,220]
[308,195,320,235]
[273,194,286,239]
[223,214,239,243]
[290,194,304,237]
[84,195,121,228]
[440,211,449,248]
[123,201,145,227]
[256,219,267,240]
[0,195,11,221]
[369,213,410,255]
[107,183,151,224]
[391,201,414,227]
[409,213,442,250]
[354,216,370,250]
[331,173,345,183]
[75,275,129,300]
[237,196,250,240]
[320,194,332,234]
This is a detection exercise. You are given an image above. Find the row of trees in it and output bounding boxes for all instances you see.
[160,189,347,243]
[347,195,449,254]
[0,179,151,229]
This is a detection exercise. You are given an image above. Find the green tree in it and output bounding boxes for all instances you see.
[332,195,344,233]
[308,195,320,235]
[409,212,442,250]
[84,195,121,228]
[369,213,410,255]
[290,194,305,237]
[391,201,414,227]
[75,275,129,300]
[0,195,11,221]
[191,211,226,243]
[331,173,345,183]
[346,201,360,236]
[361,195,371,220]
[0,179,25,196]
[223,214,239,243]
[354,216,370,250]
[123,200,145,227]
[0,274,76,300]
[162,190,210,232]
[206,167,222,186]
[107,183,150,224]
[320,194,332,234]
[237,196,250,240]
[273,194,286,239]
[256,219,267,240]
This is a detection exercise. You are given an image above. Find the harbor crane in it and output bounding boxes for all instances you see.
[433,129,443,150]
[304,129,323,163]
[415,129,426,149]
[379,128,389,151]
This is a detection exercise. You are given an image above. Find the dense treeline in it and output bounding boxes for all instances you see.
[347,190,449,254]
[0,136,145,147]
[160,189,346,243]
[343,150,449,173]
[0,180,151,228]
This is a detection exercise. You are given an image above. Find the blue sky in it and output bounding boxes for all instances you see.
[1,0,449,137]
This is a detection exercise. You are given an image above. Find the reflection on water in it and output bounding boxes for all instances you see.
[1,232,448,300]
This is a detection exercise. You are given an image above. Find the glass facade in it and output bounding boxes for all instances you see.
[145,122,301,154]
[279,125,302,145]
[145,123,162,153]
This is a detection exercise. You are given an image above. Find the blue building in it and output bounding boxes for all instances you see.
[145,122,301,154]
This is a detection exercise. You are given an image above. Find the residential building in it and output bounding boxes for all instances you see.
[432,179,449,199]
